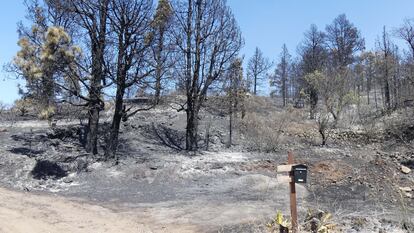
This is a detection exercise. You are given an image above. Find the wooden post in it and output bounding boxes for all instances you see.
[288,151,298,233]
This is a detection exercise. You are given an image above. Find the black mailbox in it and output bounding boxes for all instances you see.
[292,164,308,183]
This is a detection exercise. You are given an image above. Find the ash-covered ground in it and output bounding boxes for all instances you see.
[0,97,413,232]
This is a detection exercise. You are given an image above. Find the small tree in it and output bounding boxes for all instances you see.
[305,70,358,126]
[13,26,80,111]
[13,98,34,117]
[316,110,332,146]
[247,47,272,95]
[224,58,245,147]
[270,44,291,107]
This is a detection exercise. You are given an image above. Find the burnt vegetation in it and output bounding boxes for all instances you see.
[1,0,414,232]
[7,0,414,157]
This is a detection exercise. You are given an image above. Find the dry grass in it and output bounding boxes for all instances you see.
[240,108,295,152]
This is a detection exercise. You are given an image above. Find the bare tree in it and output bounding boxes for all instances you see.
[173,0,243,151]
[376,26,393,111]
[104,0,154,160]
[360,51,376,105]
[325,14,365,68]
[270,44,291,107]
[289,59,302,101]
[67,0,110,154]
[224,58,244,147]
[395,19,414,97]
[298,24,327,119]
[396,18,414,60]
[247,47,272,95]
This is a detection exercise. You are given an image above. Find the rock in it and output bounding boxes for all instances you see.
[62,177,73,183]
[399,187,412,192]
[211,163,224,170]
[405,192,413,198]
[401,165,411,174]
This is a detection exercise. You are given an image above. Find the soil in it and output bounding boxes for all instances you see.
[0,101,413,232]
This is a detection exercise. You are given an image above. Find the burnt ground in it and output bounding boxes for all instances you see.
[0,99,413,232]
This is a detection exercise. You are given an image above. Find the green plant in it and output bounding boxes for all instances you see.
[267,211,291,233]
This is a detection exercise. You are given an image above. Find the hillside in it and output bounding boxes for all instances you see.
[0,96,412,232]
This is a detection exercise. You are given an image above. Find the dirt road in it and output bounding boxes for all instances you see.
[0,188,196,233]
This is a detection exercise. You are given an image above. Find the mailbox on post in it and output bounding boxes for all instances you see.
[276,152,308,233]
[292,164,308,183]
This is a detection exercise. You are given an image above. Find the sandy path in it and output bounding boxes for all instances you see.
[0,188,195,233]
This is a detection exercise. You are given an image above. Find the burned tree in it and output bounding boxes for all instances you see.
[298,24,327,119]
[104,0,154,160]
[376,26,393,111]
[247,47,272,95]
[396,19,414,60]
[324,14,364,123]
[10,0,110,155]
[173,0,243,151]
[325,14,365,69]
[68,0,110,154]
[270,44,291,107]
[11,0,80,115]
[224,58,245,147]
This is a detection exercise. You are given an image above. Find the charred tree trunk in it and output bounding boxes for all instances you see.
[282,76,287,107]
[384,77,391,111]
[253,74,258,95]
[228,105,233,148]
[185,0,203,151]
[85,1,108,155]
[105,83,125,161]
[41,70,55,110]
[154,28,165,104]
[367,75,371,105]
[184,0,194,150]
[185,99,200,151]
[309,88,318,119]
[86,53,104,155]
[374,85,378,111]
[86,101,101,155]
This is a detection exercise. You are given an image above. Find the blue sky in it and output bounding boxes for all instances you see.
[1,0,414,104]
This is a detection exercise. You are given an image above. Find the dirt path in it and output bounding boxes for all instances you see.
[0,188,196,233]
